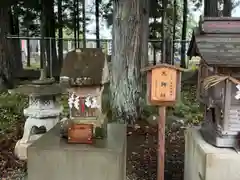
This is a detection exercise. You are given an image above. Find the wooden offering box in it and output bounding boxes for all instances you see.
[68,123,93,144]
[142,64,182,106]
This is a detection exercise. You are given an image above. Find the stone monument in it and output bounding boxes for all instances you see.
[60,48,109,143]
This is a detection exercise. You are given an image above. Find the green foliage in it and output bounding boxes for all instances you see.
[140,84,203,125]
[171,85,203,124]
[59,94,69,117]
[0,93,27,132]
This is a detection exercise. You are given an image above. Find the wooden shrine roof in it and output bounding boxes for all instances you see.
[187,17,240,67]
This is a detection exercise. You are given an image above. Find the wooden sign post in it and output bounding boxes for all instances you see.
[142,64,183,180]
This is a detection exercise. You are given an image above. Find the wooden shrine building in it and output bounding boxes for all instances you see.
[187,17,240,148]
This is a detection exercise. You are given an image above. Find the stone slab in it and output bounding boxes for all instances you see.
[184,127,240,180]
[27,123,126,180]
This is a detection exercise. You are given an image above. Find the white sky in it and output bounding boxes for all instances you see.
[85,0,240,40]
[191,2,240,22]
[85,0,112,39]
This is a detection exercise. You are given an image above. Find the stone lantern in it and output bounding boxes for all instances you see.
[13,69,63,160]
[60,48,109,144]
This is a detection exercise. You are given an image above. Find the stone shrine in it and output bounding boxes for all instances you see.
[60,48,109,143]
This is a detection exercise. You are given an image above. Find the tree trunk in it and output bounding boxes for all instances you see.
[82,0,86,48]
[0,7,15,89]
[43,0,58,76]
[111,0,149,123]
[172,0,177,65]
[40,0,46,69]
[180,0,187,68]
[95,0,100,48]
[58,0,63,67]
[73,0,77,48]
[76,0,80,48]
[223,0,232,16]
[204,0,219,16]
[10,6,22,70]
[165,37,172,64]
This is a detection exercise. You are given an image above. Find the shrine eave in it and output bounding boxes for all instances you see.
[187,33,240,67]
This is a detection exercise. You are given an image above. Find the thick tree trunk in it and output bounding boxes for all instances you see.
[43,0,58,76]
[223,0,232,16]
[204,0,219,17]
[10,6,22,70]
[58,0,63,67]
[111,0,149,123]
[95,0,100,48]
[181,0,187,68]
[82,0,86,48]
[0,7,15,89]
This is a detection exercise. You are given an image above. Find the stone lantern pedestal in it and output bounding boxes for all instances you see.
[13,71,63,160]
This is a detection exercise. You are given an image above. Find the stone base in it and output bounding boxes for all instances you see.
[184,127,240,180]
[200,121,237,148]
[27,123,126,180]
[15,134,42,160]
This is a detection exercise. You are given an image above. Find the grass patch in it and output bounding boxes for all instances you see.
[142,84,203,125]
[0,84,202,132]
[0,93,28,133]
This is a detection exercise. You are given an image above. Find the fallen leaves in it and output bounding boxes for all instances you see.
[127,120,186,180]
[0,121,26,179]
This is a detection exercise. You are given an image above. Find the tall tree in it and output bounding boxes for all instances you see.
[95,0,100,48]
[110,0,149,123]
[58,0,63,67]
[172,0,177,65]
[41,0,58,76]
[0,4,15,89]
[82,0,86,48]
[204,0,219,16]
[223,0,232,16]
[180,0,187,68]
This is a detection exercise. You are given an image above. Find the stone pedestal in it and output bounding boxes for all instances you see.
[184,127,240,180]
[15,95,62,160]
[27,123,126,180]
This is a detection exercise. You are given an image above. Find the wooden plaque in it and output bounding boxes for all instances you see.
[68,123,93,144]
[150,67,177,102]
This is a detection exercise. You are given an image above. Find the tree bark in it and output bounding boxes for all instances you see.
[181,0,187,68]
[204,0,219,17]
[0,7,15,89]
[43,0,58,76]
[73,0,77,48]
[111,0,149,123]
[58,0,63,67]
[95,0,100,48]
[223,0,232,16]
[10,6,22,70]
[172,0,177,65]
[82,0,86,48]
